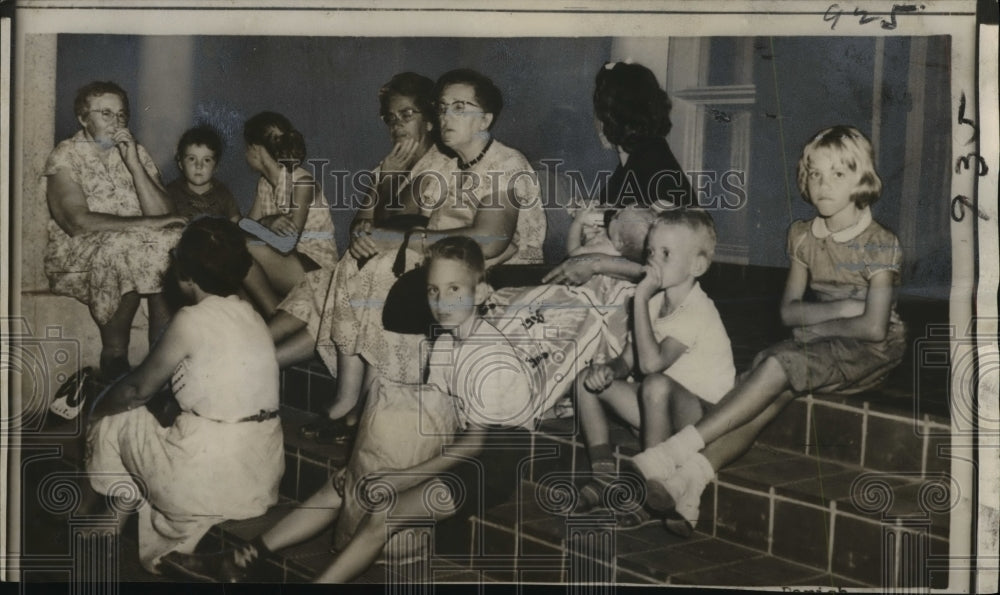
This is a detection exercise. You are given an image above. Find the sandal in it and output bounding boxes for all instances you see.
[574,477,611,514]
[662,512,695,538]
[159,537,266,583]
[644,477,677,513]
[299,416,356,445]
[614,505,660,531]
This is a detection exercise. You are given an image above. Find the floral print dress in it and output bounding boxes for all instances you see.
[43,130,181,326]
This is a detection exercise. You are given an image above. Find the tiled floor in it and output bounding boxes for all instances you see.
[14,264,953,588]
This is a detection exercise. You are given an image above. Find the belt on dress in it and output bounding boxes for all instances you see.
[189,409,280,423]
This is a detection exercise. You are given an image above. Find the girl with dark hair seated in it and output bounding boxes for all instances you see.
[240,111,338,317]
[84,217,284,575]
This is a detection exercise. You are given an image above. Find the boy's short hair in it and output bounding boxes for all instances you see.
[651,208,717,263]
[74,81,129,120]
[176,125,224,162]
[426,236,486,281]
[173,217,253,296]
[797,125,882,208]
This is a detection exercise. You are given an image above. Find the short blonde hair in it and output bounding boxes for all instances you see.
[797,125,882,208]
[651,208,717,263]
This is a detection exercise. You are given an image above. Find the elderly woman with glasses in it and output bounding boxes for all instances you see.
[44,80,185,383]
[295,69,546,445]
[267,73,439,427]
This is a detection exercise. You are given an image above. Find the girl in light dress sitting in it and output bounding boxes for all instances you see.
[631,125,906,537]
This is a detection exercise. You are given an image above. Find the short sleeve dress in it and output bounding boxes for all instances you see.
[329,141,545,384]
[753,208,907,395]
[250,166,338,270]
[43,130,183,326]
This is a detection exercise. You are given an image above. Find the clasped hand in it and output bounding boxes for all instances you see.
[582,363,615,393]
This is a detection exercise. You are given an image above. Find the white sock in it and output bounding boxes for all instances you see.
[632,425,705,481]
[668,452,715,526]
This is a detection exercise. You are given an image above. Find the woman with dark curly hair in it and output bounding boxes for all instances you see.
[544,61,693,286]
[593,61,693,209]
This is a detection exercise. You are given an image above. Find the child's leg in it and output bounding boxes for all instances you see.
[269,311,307,343]
[575,373,641,462]
[312,481,452,584]
[695,356,790,445]
[647,389,799,537]
[700,388,797,472]
[268,311,313,369]
[260,479,344,552]
[242,258,281,318]
[574,374,639,511]
[633,356,789,482]
[639,375,705,450]
[248,244,306,297]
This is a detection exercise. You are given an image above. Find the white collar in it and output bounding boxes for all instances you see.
[810,207,872,242]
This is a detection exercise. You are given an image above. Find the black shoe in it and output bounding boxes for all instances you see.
[299,416,356,445]
[159,545,259,583]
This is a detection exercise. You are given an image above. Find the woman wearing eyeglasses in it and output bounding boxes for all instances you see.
[299,69,545,446]
[269,73,438,440]
[44,80,186,383]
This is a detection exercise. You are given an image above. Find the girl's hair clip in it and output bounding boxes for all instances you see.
[604,57,634,70]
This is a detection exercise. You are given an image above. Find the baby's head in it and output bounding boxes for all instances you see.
[607,205,657,262]
[645,208,717,288]
[797,125,882,208]
[173,217,253,297]
[425,236,489,329]
[175,125,223,191]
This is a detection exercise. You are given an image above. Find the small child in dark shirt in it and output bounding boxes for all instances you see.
[166,125,240,221]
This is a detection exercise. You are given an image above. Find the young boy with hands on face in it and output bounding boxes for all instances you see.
[572,209,735,525]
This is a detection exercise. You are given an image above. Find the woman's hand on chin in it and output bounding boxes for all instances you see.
[111,128,139,162]
[348,220,379,260]
[542,254,599,286]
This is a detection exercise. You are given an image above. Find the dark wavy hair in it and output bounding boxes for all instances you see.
[593,62,673,154]
[74,81,130,121]
[244,111,306,171]
[176,124,224,161]
[433,69,503,130]
[379,72,436,121]
[797,125,882,208]
[426,235,485,281]
[173,217,253,296]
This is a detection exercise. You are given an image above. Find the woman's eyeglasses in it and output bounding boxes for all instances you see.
[435,100,483,116]
[88,109,129,123]
[380,108,419,126]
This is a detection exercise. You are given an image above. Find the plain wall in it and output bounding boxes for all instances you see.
[52,34,951,293]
